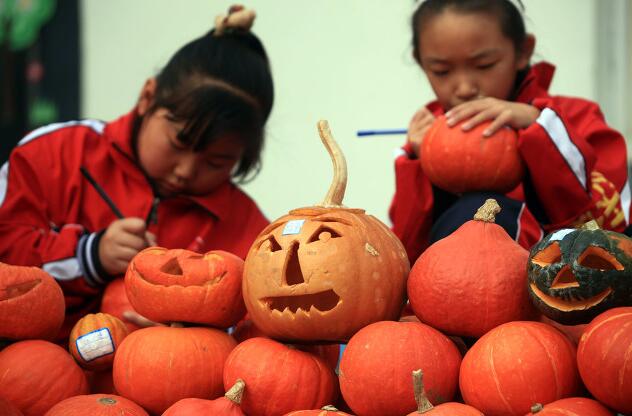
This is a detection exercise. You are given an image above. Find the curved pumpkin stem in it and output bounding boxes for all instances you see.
[321,405,339,411]
[412,369,433,413]
[530,403,544,413]
[473,199,501,223]
[317,120,347,208]
[581,219,601,230]
[225,379,245,405]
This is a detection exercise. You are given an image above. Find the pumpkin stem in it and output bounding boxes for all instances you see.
[321,405,339,411]
[581,219,601,230]
[97,397,118,406]
[225,379,245,405]
[530,403,544,413]
[317,120,347,207]
[169,322,185,328]
[412,369,434,413]
[473,199,501,223]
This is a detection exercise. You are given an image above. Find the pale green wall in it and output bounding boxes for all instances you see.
[80,0,604,224]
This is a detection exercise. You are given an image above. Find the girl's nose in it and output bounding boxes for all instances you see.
[455,78,479,101]
[173,154,197,181]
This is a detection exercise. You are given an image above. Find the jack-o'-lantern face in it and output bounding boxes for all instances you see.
[527,225,632,325]
[243,207,409,343]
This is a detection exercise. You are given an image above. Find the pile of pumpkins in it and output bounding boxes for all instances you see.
[0,120,631,416]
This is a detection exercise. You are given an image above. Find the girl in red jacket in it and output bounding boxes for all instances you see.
[0,6,273,334]
[390,0,630,263]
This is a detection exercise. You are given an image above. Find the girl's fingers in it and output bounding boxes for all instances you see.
[483,111,512,137]
[461,107,498,130]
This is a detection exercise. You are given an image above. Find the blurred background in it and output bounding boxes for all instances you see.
[1,0,630,224]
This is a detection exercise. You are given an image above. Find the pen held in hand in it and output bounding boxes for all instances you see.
[80,166,124,219]
[357,129,408,137]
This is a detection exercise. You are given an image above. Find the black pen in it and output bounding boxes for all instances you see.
[79,166,124,219]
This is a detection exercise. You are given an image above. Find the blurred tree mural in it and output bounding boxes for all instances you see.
[1,0,79,163]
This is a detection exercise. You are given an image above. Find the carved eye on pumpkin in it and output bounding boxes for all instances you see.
[308,226,341,244]
[259,236,282,252]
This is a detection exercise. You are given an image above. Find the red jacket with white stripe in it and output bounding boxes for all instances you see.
[390,62,631,263]
[0,110,269,334]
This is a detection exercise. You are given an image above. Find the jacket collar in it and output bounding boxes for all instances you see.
[102,109,233,220]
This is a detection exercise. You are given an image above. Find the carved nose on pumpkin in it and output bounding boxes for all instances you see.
[283,241,305,286]
[551,265,580,289]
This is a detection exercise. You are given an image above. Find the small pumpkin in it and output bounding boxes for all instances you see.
[408,199,535,338]
[527,220,632,325]
[0,262,65,340]
[460,321,579,416]
[223,337,337,416]
[577,307,632,414]
[406,370,483,416]
[0,340,89,416]
[100,278,142,332]
[243,121,409,342]
[125,248,245,327]
[420,116,524,194]
[43,394,148,416]
[69,312,129,371]
[284,405,352,416]
[113,325,236,415]
[162,379,246,416]
[526,397,613,416]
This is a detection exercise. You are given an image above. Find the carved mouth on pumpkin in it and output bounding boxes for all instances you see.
[0,279,41,301]
[529,283,613,311]
[261,289,341,315]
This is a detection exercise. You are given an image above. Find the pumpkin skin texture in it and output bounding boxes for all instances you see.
[125,247,245,327]
[0,397,23,416]
[420,116,524,194]
[527,223,632,325]
[284,406,352,415]
[525,397,613,416]
[100,278,142,332]
[460,321,579,416]
[577,307,632,414]
[0,262,65,340]
[43,394,148,416]
[113,326,236,415]
[243,121,409,343]
[223,337,337,416]
[69,312,129,371]
[0,340,89,416]
[162,379,246,416]
[408,199,535,338]
[339,321,461,416]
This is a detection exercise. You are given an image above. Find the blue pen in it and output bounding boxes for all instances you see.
[357,129,408,137]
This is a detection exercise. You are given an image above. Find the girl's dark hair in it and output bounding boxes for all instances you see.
[148,28,274,182]
[411,0,526,63]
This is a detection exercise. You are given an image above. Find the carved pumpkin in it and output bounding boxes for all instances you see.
[527,397,613,416]
[420,116,524,193]
[125,248,245,327]
[408,199,535,338]
[460,321,579,416]
[243,121,409,342]
[577,307,632,414]
[339,321,461,416]
[284,406,352,416]
[43,394,148,416]
[406,370,483,416]
[69,312,129,371]
[100,278,141,332]
[0,340,89,416]
[0,262,65,340]
[112,325,236,415]
[223,337,337,416]
[162,379,245,416]
[527,220,632,325]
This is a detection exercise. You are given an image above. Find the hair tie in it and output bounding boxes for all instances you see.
[214,4,256,36]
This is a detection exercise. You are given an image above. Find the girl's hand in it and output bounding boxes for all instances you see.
[445,97,540,137]
[407,107,436,157]
[99,217,156,275]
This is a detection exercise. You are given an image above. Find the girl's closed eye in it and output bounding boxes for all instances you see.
[476,61,497,70]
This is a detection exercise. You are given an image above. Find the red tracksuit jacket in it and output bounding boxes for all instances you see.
[0,110,269,332]
[390,62,631,263]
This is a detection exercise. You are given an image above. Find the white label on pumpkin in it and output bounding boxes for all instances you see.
[549,228,576,241]
[282,219,306,235]
[75,328,115,362]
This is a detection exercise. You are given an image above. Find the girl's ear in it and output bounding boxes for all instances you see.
[517,34,536,70]
[137,78,157,117]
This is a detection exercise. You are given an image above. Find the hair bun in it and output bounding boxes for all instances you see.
[214,4,256,36]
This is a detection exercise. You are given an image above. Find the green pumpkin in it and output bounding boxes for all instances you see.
[527,221,632,325]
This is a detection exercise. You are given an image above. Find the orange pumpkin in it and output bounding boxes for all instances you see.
[577,307,632,414]
[526,397,613,415]
[284,406,352,416]
[420,116,524,193]
[69,312,129,371]
[112,325,235,415]
[0,340,89,416]
[125,248,245,327]
[43,394,148,416]
[162,379,246,416]
[243,121,409,342]
[460,321,579,416]
[100,278,141,332]
[0,397,23,416]
[223,337,337,416]
[0,262,65,340]
[408,199,535,338]
[406,370,483,416]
